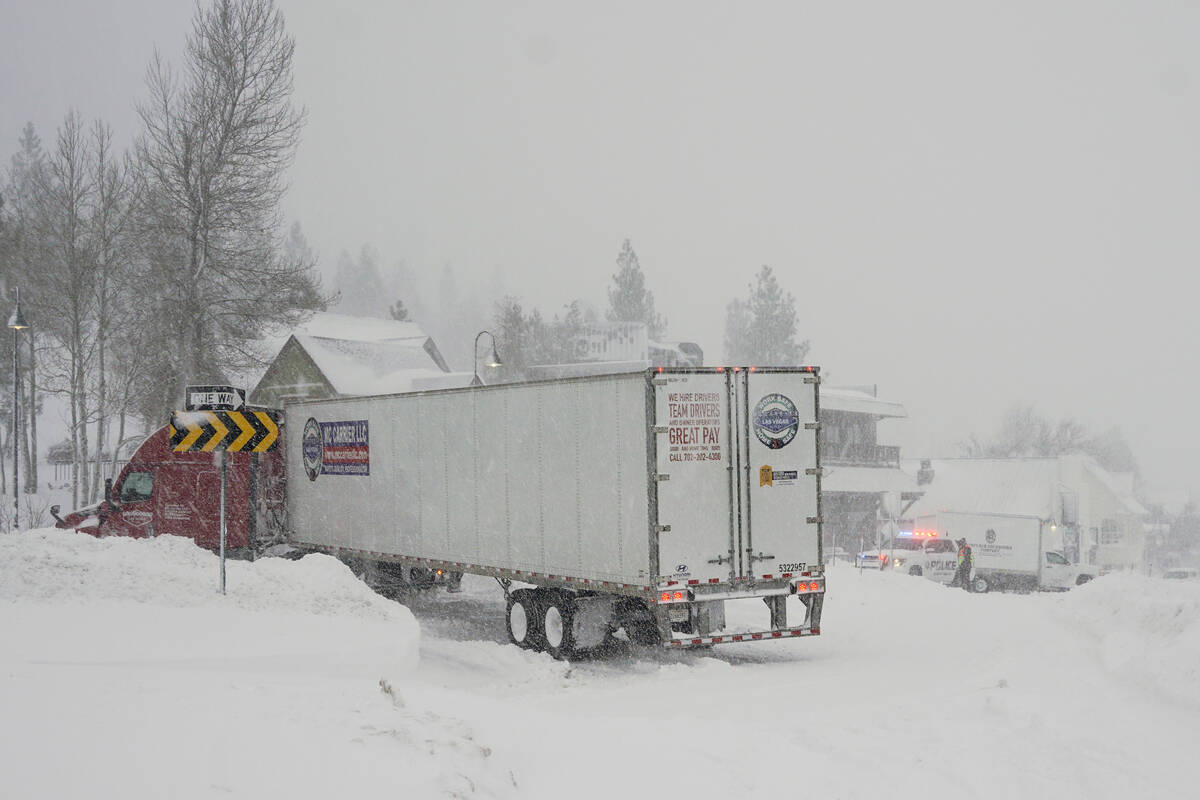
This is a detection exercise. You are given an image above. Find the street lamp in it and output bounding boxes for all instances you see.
[7,288,29,531]
[472,330,502,386]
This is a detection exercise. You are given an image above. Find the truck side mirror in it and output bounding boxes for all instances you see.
[104,478,113,504]
[49,504,64,525]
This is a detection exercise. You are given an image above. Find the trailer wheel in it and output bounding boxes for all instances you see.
[542,592,577,660]
[506,589,542,650]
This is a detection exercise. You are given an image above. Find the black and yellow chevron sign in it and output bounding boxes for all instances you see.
[169,410,281,453]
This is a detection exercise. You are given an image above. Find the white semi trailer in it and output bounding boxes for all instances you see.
[286,367,826,658]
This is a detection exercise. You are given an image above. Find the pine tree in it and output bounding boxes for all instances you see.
[723,265,809,365]
[607,239,665,340]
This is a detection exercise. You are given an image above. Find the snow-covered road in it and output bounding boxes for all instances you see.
[2,530,1197,799]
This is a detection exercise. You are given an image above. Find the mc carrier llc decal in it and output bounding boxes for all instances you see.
[303,417,370,480]
[752,393,799,450]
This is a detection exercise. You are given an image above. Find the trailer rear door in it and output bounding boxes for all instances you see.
[653,370,737,584]
[738,369,822,580]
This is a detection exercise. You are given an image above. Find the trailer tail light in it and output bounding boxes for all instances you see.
[793,578,825,594]
[659,589,689,604]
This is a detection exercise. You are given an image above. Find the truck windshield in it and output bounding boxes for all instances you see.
[120,471,154,503]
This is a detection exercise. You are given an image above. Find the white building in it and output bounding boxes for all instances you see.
[903,456,1148,572]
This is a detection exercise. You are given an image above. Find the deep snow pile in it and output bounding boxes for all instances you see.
[0,529,514,800]
[3,529,1200,800]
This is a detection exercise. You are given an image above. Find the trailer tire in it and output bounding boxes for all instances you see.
[506,590,542,650]
[542,592,577,660]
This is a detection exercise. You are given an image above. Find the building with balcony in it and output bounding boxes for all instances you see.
[819,386,924,555]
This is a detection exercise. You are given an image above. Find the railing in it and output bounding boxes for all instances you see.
[820,443,901,468]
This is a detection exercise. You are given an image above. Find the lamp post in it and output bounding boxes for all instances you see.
[472,330,502,386]
[7,288,29,531]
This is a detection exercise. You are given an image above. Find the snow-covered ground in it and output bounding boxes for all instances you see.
[2,530,1198,799]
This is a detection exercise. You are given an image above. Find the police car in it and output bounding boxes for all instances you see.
[857,535,960,584]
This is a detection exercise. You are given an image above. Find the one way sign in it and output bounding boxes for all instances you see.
[186,385,246,411]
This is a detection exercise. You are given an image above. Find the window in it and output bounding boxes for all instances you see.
[1099,519,1122,546]
[120,471,155,503]
[1046,551,1069,566]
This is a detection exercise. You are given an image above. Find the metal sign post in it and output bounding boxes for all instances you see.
[219,450,228,594]
[168,399,280,594]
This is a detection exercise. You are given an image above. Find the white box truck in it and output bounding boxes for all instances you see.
[285,367,826,657]
[915,511,1096,592]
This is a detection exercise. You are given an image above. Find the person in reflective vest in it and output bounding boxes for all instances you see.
[953,538,975,591]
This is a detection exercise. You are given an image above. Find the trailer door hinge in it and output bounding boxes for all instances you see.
[806,467,823,476]
[656,524,672,533]
[707,553,732,565]
[654,473,671,482]
[807,516,822,525]
[749,551,776,563]
[804,422,820,431]
[804,375,820,384]
[652,425,669,434]
[652,378,669,386]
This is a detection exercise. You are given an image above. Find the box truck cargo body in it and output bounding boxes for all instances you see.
[54,368,825,657]
[915,511,1096,592]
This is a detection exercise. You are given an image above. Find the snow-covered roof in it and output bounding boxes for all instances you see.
[904,458,1060,518]
[903,456,1148,519]
[288,312,428,343]
[288,335,465,397]
[821,387,907,418]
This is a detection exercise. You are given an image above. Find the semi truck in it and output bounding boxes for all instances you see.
[914,511,1096,592]
[52,367,826,658]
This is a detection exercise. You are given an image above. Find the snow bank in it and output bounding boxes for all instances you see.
[0,529,522,799]
[1059,573,1200,709]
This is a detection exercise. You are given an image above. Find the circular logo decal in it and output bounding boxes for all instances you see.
[986,529,997,544]
[302,417,323,481]
[753,393,799,450]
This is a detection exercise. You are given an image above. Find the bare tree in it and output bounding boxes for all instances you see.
[86,121,139,501]
[24,112,97,507]
[135,0,323,411]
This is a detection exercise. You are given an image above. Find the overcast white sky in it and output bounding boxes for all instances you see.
[2,1,1198,497]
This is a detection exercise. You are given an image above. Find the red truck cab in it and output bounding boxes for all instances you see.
[51,425,286,557]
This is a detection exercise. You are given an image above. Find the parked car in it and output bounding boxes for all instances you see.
[856,537,927,570]
[890,536,959,584]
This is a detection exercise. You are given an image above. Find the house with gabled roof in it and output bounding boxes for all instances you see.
[249,313,471,407]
